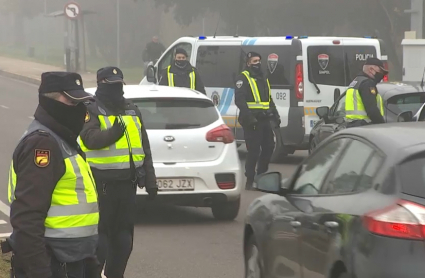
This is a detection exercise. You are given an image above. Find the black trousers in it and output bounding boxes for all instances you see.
[95,180,137,278]
[243,120,275,182]
[14,256,85,278]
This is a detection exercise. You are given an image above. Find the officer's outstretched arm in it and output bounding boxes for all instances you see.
[135,109,156,187]
[359,82,385,124]
[79,108,124,150]
[10,133,64,278]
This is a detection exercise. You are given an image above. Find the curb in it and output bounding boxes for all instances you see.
[0,70,40,85]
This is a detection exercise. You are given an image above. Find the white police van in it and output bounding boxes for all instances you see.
[141,36,388,162]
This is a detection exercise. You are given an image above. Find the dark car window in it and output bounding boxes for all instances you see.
[292,138,348,195]
[133,98,219,129]
[399,155,425,198]
[331,94,347,117]
[386,93,425,116]
[323,139,379,194]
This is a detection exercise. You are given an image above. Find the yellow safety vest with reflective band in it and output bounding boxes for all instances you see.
[8,121,99,239]
[345,77,385,122]
[167,65,196,90]
[241,71,271,110]
[78,104,145,171]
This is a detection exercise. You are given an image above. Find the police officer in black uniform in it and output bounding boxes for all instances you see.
[79,67,157,278]
[159,48,206,94]
[235,52,281,190]
[7,72,99,278]
[344,57,387,127]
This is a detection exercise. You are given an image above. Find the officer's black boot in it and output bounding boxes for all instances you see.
[245,177,255,190]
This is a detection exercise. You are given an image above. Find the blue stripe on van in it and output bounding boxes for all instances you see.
[242,39,250,45]
[221,88,234,115]
[248,38,258,45]
[217,88,228,113]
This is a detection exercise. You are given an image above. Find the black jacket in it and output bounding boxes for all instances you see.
[79,96,156,187]
[144,41,165,62]
[159,63,206,94]
[10,106,87,278]
[234,69,279,126]
[352,74,385,124]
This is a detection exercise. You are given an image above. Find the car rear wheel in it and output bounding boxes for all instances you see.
[245,235,263,278]
[211,198,240,221]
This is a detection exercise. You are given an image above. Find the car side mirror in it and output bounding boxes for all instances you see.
[397,111,413,122]
[254,172,290,195]
[146,65,157,84]
[334,88,341,102]
[335,117,345,124]
[316,106,330,119]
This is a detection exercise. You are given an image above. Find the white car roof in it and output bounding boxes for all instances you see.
[85,85,211,101]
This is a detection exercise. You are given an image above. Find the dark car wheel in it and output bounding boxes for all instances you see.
[245,235,263,278]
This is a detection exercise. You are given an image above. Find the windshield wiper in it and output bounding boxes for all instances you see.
[307,55,321,94]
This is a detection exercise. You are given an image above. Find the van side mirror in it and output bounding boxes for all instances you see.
[397,111,413,122]
[334,88,341,102]
[146,65,157,84]
[316,106,330,119]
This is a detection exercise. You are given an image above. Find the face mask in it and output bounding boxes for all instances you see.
[250,63,262,74]
[39,95,87,136]
[175,60,188,69]
[374,72,385,83]
[96,83,124,102]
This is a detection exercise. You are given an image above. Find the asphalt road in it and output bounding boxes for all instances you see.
[0,76,308,277]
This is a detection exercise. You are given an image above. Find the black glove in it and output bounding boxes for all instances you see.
[112,117,126,137]
[146,187,158,200]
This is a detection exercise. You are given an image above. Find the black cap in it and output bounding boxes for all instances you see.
[364,57,388,73]
[247,52,262,60]
[38,72,92,102]
[175,48,188,57]
[97,67,125,84]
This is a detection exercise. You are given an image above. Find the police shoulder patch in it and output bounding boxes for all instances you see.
[236,80,243,88]
[34,149,50,168]
[84,111,90,123]
[348,80,357,88]
[370,87,377,95]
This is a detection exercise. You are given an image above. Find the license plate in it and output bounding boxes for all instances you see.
[310,120,318,127]
[157,178,195,191]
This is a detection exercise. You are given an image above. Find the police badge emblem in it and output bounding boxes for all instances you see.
[76,79,81,85]
[211,91,220,106]
[318,54,329,70]
[236,80,243,89]
[267,53,278,74]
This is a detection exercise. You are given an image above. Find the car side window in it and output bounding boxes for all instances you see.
[291,138,348,195]
[158,43,193,71]
[323,139,379,194]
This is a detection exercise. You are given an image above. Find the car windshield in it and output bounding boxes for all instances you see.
[386,92,425,115]
[132,97,219,129]
[399,155,425,198]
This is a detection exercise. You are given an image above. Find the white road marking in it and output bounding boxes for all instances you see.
[28,116,35,119]
[0,105,9,109]
[0,200,10,217]
[0,220,6,225]
[0,233,11,239]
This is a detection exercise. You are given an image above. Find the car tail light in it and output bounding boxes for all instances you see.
[206,124,234,144]
[363,200,425,240]
[383,61,389,82]
[295,63,304,100]
[215,173,236,190]
[333,40,341,45]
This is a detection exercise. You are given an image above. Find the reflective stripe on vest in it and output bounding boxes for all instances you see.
[241,71,271,109]
[345,88,385,121]
[167,65,196,90]
[78,115,145,170]
[8,125,99,239]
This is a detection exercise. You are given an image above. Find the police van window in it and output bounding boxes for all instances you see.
[307,46,346,87]
[344,46,377,81]
[133,98,219,130]
[196,45,241,88]
[158,43,192,71]
[241,46,291,86]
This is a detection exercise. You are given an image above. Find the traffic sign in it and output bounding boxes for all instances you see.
[64,2,81,19]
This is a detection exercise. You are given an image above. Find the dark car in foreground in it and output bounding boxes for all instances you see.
[309,82,425,153]
[244,122,425,278]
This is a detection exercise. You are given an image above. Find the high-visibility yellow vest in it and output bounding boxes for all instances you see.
[8,121,99,239]
[345,83,384,122]
[167,65,196,90]
[241,71,271,110]
[78,105,145,171]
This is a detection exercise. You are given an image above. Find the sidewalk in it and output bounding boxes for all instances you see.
[0,56,98,88]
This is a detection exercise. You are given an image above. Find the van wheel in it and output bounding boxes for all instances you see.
[212,199,240,221]
[270,128,287,163]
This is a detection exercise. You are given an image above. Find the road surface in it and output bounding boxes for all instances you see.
[0,76,307,277]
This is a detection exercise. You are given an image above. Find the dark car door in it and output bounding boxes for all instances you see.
[299,137,384,278]
[317,94,347,143]
[267,138,349,278]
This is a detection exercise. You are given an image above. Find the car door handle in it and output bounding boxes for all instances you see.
[324,221,339,228]
[290,221,301,228]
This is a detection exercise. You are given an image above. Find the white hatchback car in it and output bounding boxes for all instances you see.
[85,85,243,220]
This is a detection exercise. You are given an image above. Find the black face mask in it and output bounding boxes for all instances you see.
[96,83,124,102]
[250,63,262,75]
[39,95,87,136]
[374,72,385,83]
[175,60,188,69]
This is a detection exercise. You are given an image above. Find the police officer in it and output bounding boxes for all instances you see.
[78,67,157,278]
[235,52,281,190]
[7,72,99,278]
[159,48,206,94]
[344,57,387,127]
